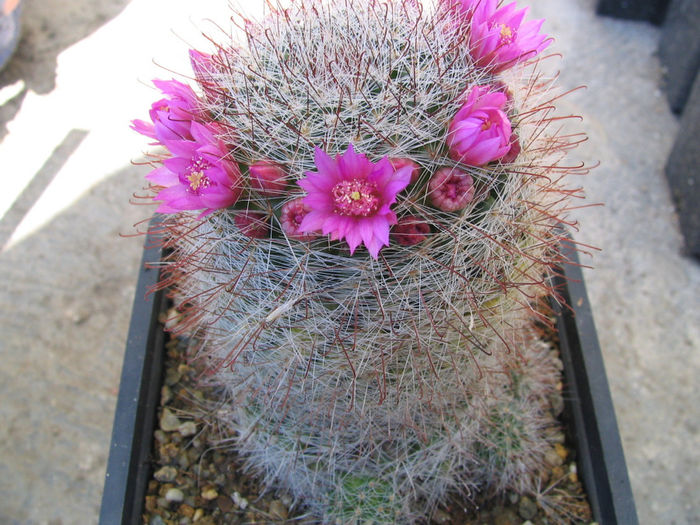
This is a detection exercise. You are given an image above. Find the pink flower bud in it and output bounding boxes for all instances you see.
[249,161,288,196]
[392,215,431,246]
[281,198,318,241]
[389,157,421,184]
[428,167,475,212]
[234,211,269,239]
[501,132,521,164]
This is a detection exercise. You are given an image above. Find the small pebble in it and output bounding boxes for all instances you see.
[154,466,178,483]
[554,442,568,461]
[149,515,166,525]
[268,499,288,520]
[551,431,566,444]
[201,488,219,501]
[179,504,195,518]
[161,385,173,405]
[217,495,234,513]
[166,488,185,503]
[193,508,204,522]
[160,408,182,432]
[569,462,579,483]
[178,421,197,437]
[232,491,248,510]
[518,496,537,520]
[165,367,182,387]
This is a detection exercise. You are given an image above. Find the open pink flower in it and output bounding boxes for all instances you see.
[429,167,475,212]
[447,85,512,166]
[297,144,412,259]
[466,0,550,72]
[392,215,431,246]
[131,79,200,143]
[147,121,242,216]
[281,198,317,241]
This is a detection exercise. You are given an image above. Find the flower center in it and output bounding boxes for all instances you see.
[481,118,493,131]
[498,24,514,45]
[184,155,213,194]
[332,179,380,217]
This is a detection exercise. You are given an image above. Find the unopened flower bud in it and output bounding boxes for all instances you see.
[428,167,475,212]
[392,215,431,246]
[249,161,288,196]
[389,157,421,184]
[281,198,318,241]
[234,211,269,239]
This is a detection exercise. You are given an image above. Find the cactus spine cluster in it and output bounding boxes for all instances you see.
[136,0,589,522]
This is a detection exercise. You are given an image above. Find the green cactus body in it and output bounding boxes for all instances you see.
[139,0,588,521]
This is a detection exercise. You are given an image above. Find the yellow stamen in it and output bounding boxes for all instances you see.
[188,171,206,191]
[499,24,513,44]
[350,191,361,200]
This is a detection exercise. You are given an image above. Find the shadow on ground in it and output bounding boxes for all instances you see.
[0,156,151,524]
[0,0,132,140]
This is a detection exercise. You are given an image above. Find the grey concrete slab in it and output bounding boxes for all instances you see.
[0,0,697,524]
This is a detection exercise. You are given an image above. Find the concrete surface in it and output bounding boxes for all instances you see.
[0,0,697,524]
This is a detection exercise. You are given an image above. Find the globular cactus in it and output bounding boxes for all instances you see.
[133,0,588,522]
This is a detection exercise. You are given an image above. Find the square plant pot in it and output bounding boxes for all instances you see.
[99,221,638,524]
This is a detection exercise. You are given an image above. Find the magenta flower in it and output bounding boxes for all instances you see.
[249,160,288,196]
[281,198,318,241]
[392,215,431,246]
[146,121,242,216]
[447,85,512,166]
[466,0,550,72]
[429,167,475,212]
[131,79,200,143]
[297,144,412,259]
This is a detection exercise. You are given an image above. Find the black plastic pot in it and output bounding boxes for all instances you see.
[99,226,638,525]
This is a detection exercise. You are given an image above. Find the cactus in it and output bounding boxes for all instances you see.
[133,0,589,522]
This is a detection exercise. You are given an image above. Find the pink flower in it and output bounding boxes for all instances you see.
[249,160,288,196]
[447,85,512,166]
[281,198,318,241]
[466,0,550,72]
[429,167,475,212]
[131,79,200,143]
[147,121,242,216]
[234,211,269,238]
[392,215,431,246]
[297,144,412,259]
